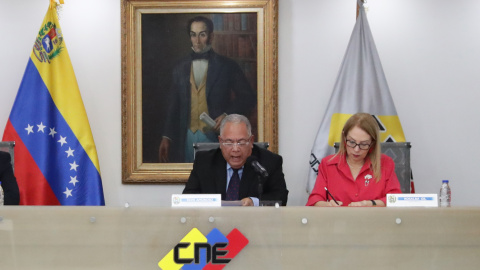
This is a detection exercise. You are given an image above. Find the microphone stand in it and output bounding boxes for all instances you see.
[257,174,264,205]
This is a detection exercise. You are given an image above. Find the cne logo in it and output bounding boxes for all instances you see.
[33,21,64,64]
[158,228,248,270]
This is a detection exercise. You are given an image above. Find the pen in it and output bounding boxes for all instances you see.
[324,187,339,205]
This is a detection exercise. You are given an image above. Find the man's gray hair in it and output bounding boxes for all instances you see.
[219,114,252,137]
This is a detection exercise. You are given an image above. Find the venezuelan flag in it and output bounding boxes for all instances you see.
[2,2,104,205]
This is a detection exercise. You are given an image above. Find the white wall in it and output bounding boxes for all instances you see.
[1,0,479,206]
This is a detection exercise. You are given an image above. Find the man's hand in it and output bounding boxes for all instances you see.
[241,197,254,206]
[159,138,171,163]
[213,114,227,132]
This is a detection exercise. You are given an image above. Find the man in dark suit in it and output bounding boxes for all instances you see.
[0,151,20,205]
[159,16,256,163]
[183,114,288,206]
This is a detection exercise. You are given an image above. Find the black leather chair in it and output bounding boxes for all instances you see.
[0,141,15,171]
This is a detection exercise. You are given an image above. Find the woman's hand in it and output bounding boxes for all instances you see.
[314,200,344,207]
[348,200,370,207]
[348,200,383,207]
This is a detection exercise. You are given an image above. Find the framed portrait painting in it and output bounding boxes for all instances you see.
[121,0,278,183]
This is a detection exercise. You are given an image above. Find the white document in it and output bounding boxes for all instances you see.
[199,112,216,128]
[221,200,243,206]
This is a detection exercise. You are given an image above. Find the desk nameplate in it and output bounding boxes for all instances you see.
[387,193,438,207]
[171,194,221,207]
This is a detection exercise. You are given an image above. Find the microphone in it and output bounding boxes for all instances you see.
[248,156,269,178]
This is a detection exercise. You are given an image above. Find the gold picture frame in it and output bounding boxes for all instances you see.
[121,0,278,183]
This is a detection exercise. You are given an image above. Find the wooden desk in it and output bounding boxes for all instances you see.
[1,207,479,269]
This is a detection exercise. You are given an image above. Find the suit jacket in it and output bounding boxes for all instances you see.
[163,50,257,162]
[0,151,20,205]
[183,145,289,206]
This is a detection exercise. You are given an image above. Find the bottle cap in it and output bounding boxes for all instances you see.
[442,180,449,183]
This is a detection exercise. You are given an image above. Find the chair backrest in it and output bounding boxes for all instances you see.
[193,142,269,159]
[334,142,412,193]
[0,141,15,171]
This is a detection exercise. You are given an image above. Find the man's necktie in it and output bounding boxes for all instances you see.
[226,169,240,200]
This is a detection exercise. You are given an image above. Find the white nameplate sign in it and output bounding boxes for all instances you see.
[171,194,221,207]
[387,194,438,207]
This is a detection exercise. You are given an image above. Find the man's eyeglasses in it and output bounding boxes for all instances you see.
[345,139,372,150]
[221,139,251,148]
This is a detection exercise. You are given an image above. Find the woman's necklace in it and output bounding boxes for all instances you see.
[347,157,364,180]
[346,157,363,169]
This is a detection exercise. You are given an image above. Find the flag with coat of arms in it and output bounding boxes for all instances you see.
[307,0,409,193]
[2,1,105,205]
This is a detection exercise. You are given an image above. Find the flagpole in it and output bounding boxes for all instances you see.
[3,0,105,205]
[306,0,407,194]
[355,0,414,195]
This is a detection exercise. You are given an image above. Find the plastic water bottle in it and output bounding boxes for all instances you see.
[439,180,451,207]
[0,181,4,206]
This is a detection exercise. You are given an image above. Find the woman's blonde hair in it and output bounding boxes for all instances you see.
[337,113,381,182]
